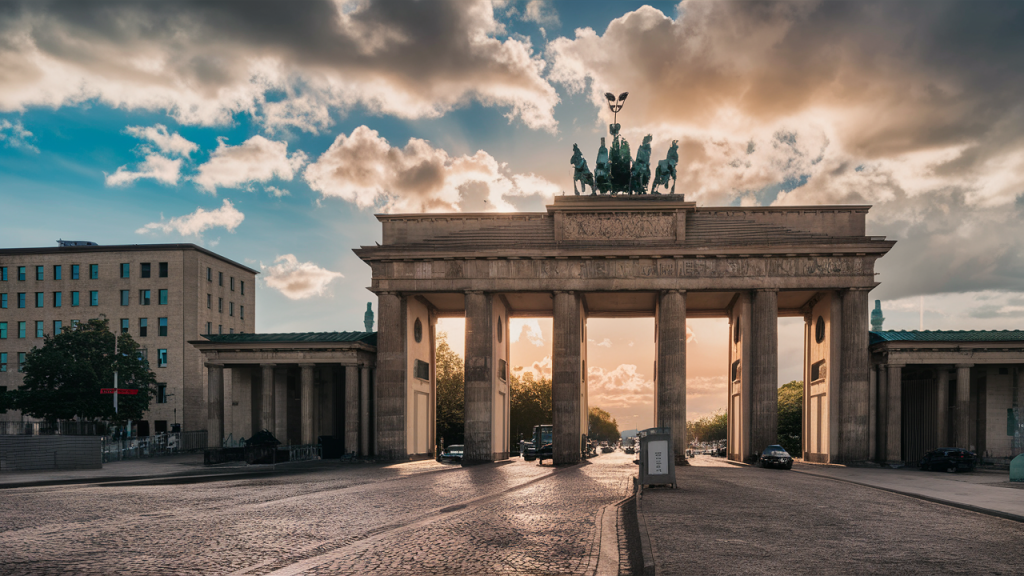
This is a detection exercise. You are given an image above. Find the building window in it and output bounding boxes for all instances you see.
[414,318,422,343]
[207,294,211,308]
[53,265,61,280]
[218,324,222,335]
[141,263,151,278]
[18,293,25,308]
[71,291,79,307]
[35,292,44,307]
[53,320,62,334]
[140,290,150,305]
[498,358,507,381]
[206,322,212,335]
[36,266,44,281]
[121,290,129,306]
[90,291,99,306]
[18,352,26,372]
[18,321,26,339]
[154,420,168,433]
[1,293,6,308]
[731,360,741,382]
[811,360,826,382]
[89,264,98,279]
[71,265,79,280]
[53,292,62,307]
[240,305,244,320]
[0,322,6,338]
[218,297,223,313]
[139,318,148,337]
[240,280,245,295]
[18,266,26,281]
[0,353,6,372]
[158,289,168,305]
[230,277,235,291]
[157,384,168,403]
[120,263,130,278]
[218,271,223,286]
[35,321,44,338]
[71,319,79,329]
[0,266,6,281]
[229,328,234,334]
[158,317,167,336]
[121,318,129,333]
[229,302,234,317]
[159,262,168,278]
[815,316,825,344]
[158,349,167,367]
[414,359,430,380]
[137,348,147,362]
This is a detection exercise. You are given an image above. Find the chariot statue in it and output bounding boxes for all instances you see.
[609,123,631,195]
[571,143,595,195]
[594,137,611,195]
[652,140,679,195]
[630,135,653,195]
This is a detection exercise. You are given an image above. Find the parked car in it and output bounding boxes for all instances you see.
[440,444,464,462]
[918,448,977,473]
[757,445,793,469]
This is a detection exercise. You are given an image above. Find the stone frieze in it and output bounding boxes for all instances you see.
[562,212,674,240]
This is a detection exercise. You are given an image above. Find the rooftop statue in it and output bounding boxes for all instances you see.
[652,140,679,195]
[609,123,631,195]
[571,143,595,195]
[630,134,653,195]
[364,302,374,332]
[594,137,611,195]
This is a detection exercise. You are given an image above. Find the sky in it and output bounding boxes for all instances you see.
[2,1,1023,431]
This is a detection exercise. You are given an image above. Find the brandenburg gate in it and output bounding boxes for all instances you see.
[354,195,894,465]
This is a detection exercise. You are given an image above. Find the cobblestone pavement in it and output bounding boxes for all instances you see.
[644,455,1024,575]
[0,452,636,576]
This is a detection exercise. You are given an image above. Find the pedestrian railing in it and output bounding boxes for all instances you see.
[101,431,208,463]
[288,444,321,462]
[0,420,101,436]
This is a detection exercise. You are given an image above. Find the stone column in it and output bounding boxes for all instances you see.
[206,363,225,448]
[954,364,973,449]
[886,364,903,463]
[345,365,360,455]
[552,291,582,465]
[464,291,495,464]
[840,288,870,461]
[274,367,288,444]
[876,365,888,462]
[260,364,276,434]
[657,289,687,463]
[868,366,877,461]
[300,363,315,445]
[750,289,778,455]
[376,292,406,460]
[937,368,949,447]
[361,365,371,457]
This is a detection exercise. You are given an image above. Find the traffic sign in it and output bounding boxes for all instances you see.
[100,388,138,395]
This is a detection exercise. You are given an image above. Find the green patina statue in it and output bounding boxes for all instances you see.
[652,139,679,195]
[571,143,595,195]
[609,123,631,195]
[594,137,611,195]
[630,134,653,195]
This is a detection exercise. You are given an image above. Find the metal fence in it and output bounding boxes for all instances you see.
[0,420,102,436]
[101,431,208,463]
[288,444,322,462]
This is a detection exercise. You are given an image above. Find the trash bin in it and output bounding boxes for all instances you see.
[1011,453,1024,483]
[319,436,342,459]
[244,429,282,464]
[637,427,676,488]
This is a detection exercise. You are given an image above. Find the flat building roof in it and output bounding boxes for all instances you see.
[0,243,259,275]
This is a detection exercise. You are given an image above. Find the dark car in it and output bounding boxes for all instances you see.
[440,444,464,462]
[918,448,977,473]
[757,445,793,469]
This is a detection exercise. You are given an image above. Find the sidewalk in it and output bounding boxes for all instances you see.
[792,461,1024,521]
[0,453,334,489]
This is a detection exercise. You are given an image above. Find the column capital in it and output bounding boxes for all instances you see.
[204,362,224,369]
[887,363,906,369]
[298,363,316,369]
[464,290,484,295]
[551,290,574,296]
[661,289,686,295]
[754,288,779,293]
[260,363,277,368]
[378,291,400,296]
[846,286,873,292]
[955,363,974,369]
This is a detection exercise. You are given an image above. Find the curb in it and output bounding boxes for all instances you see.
[792,467,1024,524]
[635,481,657,576]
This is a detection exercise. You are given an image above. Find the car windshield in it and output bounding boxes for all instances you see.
[447,445,463,453]
[762,446,788,456]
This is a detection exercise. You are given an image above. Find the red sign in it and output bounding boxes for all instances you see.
[100,388,138,395]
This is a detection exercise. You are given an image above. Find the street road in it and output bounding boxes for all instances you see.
[0,452,635,576]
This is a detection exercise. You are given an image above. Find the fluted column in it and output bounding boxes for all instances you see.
[464,291,495,464]
[750,289,778,455]
[376,292,406,460]
[260,364,275,433]
[840,288,870,461]
[954,364,973,449]
[206,363,225,448]
[552,291,582,465]
[300,363,315,445]
[876,365,888,461]
[936,368,949,447]
[345,365,360,455]
[657,289,687,463]
[886,364,903,463]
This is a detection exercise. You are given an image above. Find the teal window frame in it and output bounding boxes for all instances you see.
[90,291,99,306]
[159,262,168,278]
[53,265,61,280]
[18,266,26,281]
[0,352,6,372]
[158,289,168,305]
[1,266,6,281]
[121,290,129,306]
[89,264,98,279]
[158,317,167,336]
[120,263,130,278]
[35,321,43,338]
[139,318,148,337]
[18,352,26,372]
[35,292,44,308]
[0,322,6,338]
[71,265,80,280]
[18,321,26,338]
[71,291,80,307]
[140,290,150,305]
[53,292,61,308]
[2,293,8,308]
[141,263,151,278]
[54,320,62,334]
[18,293,25,308]
[36,266,43,281]
[121,318,129,333]
[158,349,167,367]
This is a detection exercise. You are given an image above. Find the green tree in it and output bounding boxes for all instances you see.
[588,407,620,442]
[778,380,803,456]
[510,370,552,447]
[435,332,465,449]
[13,318,157,425]
[687,411,727,444]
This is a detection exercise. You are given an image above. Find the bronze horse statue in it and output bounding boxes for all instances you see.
[652,140,679,195]
[571,143,595,195]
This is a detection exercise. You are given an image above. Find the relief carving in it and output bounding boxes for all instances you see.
[562,212,674,240]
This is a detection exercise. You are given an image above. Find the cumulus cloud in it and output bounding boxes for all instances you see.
[0,0,559,133]
[514,355,552,380]
[124,124,197,157]
[0,119,38,152]
[193,135,307,194]
[588,364,653,406]
[304,125,559,212]
[523,0,560,27]
[136,198,244,236]
[546,1,1024,302]
[265,186,290,198]
[596,338,612,348]
[511,318,545,346]
[262,254,343,300]
[106,154,182,187]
